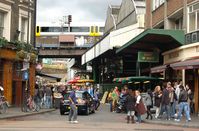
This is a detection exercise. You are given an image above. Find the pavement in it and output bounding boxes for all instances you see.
[0,107,56,120]
[1,106,199,129]
[143,114,199,128]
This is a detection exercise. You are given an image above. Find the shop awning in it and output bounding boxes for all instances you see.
[116,29,184,54]
[170,59,199,70]
[151,65,167,73]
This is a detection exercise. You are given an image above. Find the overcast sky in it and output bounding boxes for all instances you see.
[37,0,122,24]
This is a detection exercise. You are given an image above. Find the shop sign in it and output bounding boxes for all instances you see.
[138,52,159,63]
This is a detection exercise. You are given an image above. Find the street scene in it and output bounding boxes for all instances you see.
[1,0,199,130]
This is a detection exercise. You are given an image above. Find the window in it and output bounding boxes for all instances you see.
[197,12,199,30]
[152,0,165,10]
[0,12,4,37]
[175,17,183,29]
[188,2,199,32]
[100,27,104,33]
[21,17,27,41]
[71,27,89,32]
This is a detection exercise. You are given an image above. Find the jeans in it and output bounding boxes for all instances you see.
[159,104,170,119]
[68,104,77,121]
[127,111,135,116]
[45,96,51,108]
[155,107,160,118]
[137,114,142,123]
[177,102,191,121]
[170,102,176,117]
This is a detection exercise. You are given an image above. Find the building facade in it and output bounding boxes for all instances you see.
[0,0,36,106]
[145,0,199,113]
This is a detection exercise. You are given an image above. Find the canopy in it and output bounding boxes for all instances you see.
[116,29,184,54]
[113,76,163,84]
[77,79,94,83]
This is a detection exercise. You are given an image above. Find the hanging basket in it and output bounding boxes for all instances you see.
[16,50,27,59]
[30,53,37,63]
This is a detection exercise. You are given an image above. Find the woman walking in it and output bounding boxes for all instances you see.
[125,89,136,123]
[135,90,146,123]
[144,89,153,120]
[154,86,162,119]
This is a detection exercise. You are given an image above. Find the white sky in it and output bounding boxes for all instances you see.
[37,0,122,24]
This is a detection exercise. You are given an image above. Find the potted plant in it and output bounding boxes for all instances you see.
[0,37,8,48]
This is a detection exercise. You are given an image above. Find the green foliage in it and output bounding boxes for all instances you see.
[0,37,8,47]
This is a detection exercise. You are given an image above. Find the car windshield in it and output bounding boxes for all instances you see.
[63,91,84,100]
[75,92,83,98]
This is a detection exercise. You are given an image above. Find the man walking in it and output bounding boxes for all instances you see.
[68,86,78,124]
[175,85,191,122]
[159,82,171,120]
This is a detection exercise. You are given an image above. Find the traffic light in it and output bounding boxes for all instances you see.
[68,15,72,23]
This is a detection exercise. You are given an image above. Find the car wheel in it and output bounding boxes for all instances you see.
[92,108,95,113]
[60,110,65,115]
[85,107,89,115]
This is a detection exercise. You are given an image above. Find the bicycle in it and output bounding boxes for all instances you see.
[0,96,9,114]
[26,95,40,112]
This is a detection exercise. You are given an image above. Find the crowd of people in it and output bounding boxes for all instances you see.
[107,81,194,124]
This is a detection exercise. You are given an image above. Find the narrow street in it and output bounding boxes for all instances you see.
[0,105,198,131]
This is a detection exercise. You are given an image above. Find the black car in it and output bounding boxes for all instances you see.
[60,90,95,115]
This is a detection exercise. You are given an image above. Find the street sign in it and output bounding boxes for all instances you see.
[138,51,159,63]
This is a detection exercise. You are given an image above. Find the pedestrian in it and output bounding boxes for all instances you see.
[125,89,136,123]
[144,89,153,120]
[68,86,78,124]
[154,86,162,119]
[185,84,194,113]
[135,90,146,123]
[175,85,191,122]
[169,86,177,118]
[107,89,113,112]
[112,87,119,112]
[94,88,100,110]
[45,87,52,108]
[159,82,171,120]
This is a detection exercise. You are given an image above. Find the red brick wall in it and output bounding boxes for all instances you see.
[167,0,184,17]
[145,0,152,29]
[152,5,164,27]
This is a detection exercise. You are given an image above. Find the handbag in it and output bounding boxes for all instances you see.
[136,99,146,115]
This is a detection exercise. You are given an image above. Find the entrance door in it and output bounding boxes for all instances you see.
[12,81,17,106]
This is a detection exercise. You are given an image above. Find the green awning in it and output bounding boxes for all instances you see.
[113,76,163,84]
[116,29,184,54]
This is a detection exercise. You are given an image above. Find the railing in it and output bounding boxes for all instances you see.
[36,43,93,48]
[185,30,199,44]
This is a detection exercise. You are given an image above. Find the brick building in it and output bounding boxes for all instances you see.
[0,0,36,106]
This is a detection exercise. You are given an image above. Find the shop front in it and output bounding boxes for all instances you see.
[162,42,199,114]
[0,48,36,107]
[116,29,184,78]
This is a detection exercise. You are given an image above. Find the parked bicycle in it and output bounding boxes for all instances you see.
[0,96,9,114]
[21,95,40,112]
